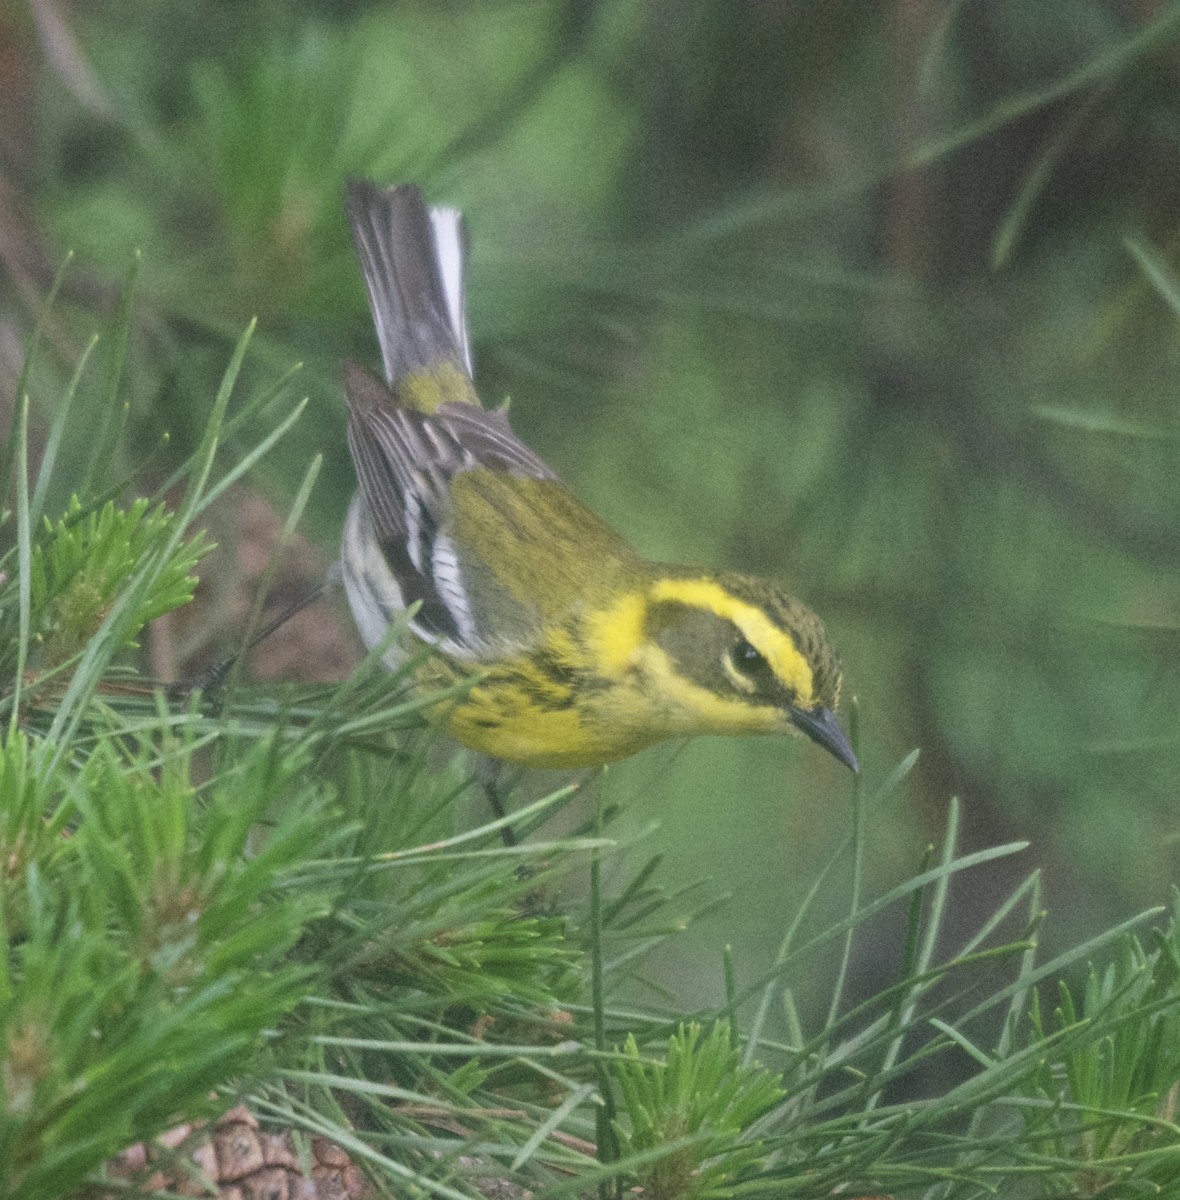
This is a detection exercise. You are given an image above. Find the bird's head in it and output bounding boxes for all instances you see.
[634,571,857,771]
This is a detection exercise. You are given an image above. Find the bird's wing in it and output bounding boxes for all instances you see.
[346,364,630,656]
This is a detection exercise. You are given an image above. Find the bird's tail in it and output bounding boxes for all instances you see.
[345,179,474,408]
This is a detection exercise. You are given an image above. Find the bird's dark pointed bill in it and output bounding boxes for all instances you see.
[790,705,859,772]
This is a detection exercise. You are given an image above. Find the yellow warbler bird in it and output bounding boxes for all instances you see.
[340,180,856,776]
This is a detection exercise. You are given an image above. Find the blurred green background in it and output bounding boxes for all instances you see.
[3,0,1179,1026]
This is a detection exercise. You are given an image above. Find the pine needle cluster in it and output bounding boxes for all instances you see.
[5,273,1180,1200]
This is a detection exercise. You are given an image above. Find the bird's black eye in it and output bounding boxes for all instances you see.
[727,637,792,700]
[728,639,774,686]
[732,639,763,669]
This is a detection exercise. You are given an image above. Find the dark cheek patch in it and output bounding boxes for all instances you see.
[649,602,732,695]
[649,602,803,705]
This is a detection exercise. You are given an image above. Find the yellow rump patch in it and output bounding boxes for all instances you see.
[400,363,478,412]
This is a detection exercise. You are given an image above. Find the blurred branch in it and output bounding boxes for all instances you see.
[30,0,113,118]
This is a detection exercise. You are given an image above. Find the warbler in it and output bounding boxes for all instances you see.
[340,180,857,775]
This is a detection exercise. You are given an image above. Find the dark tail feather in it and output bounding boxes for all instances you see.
[344,179,471,386]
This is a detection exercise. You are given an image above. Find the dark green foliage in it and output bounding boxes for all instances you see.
[22,2,1180,979]
[21,497,210,667]
[613,1023,785,1200]
[0,730,332,1200]
[1016,899,1180,1194]
[6,3,1180,1196]
[4,349,1180,1191]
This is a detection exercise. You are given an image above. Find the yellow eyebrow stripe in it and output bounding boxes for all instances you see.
[648,576,815,703]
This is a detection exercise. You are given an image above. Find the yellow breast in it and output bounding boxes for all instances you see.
[435,626,665,768]
[446,687,662,768]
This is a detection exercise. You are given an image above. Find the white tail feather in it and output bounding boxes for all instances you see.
[429,207,472,374]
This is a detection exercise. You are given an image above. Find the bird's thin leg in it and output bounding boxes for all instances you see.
[472,754,520,847]
[485,777,517,848]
